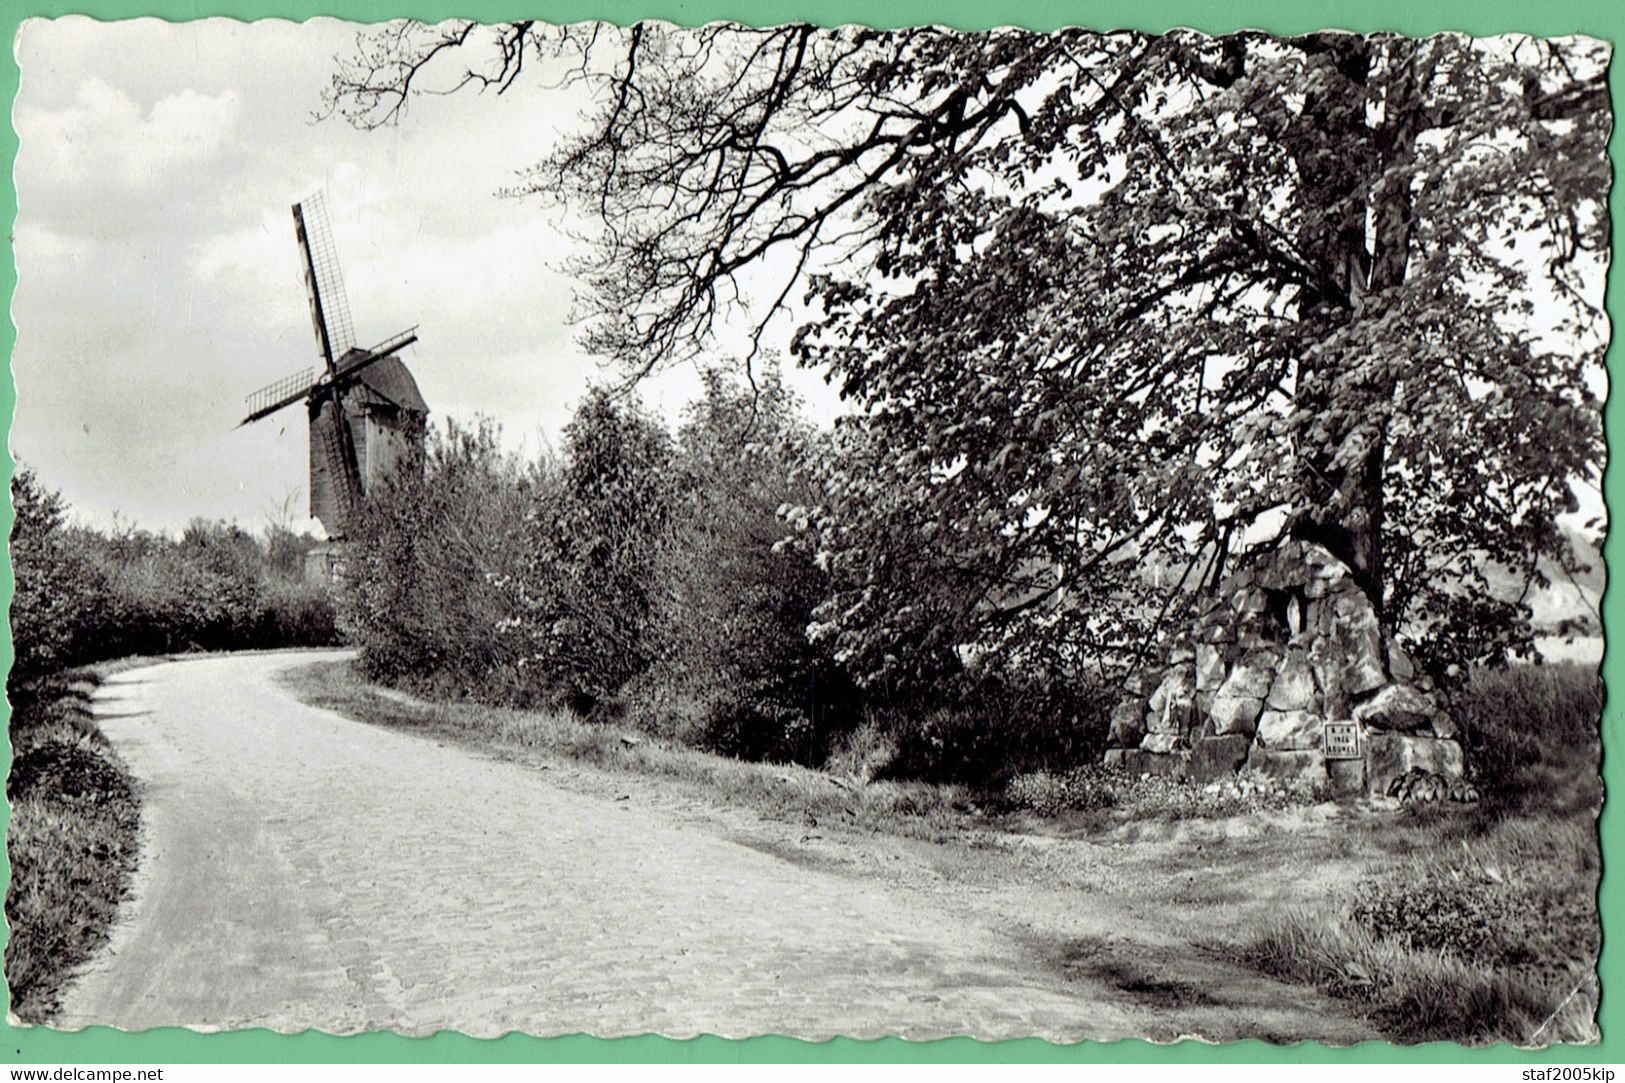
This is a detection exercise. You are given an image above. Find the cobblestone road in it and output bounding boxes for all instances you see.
[54,651,1371,1042]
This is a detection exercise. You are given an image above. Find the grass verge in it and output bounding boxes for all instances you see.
[5,661,148,1022]
[1237,663,1603,1047]
[283,660,982,843]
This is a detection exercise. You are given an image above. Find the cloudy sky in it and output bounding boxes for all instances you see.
[11,16,844,535]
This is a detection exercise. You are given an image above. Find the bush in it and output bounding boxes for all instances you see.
[516,390,677,710]
[8,469,341,677]
[625,366,860,761]
[5,667,141,1022]
[1448,662,1602,815]
[339,419,538,701]
[878,671,1109,786]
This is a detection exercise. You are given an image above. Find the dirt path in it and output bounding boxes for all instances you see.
[54,650,1375,1042]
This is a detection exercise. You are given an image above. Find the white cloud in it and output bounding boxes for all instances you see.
[17,76,241,190]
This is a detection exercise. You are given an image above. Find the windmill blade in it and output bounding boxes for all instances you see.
[240,367,317,427]
[308,393,361,535]
[293,191,356,372]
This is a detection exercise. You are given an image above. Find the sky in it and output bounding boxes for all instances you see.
[10,16,846,536]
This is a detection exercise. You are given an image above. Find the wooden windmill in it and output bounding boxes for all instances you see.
[240,193,428,553]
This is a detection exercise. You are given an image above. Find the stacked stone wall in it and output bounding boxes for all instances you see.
[1103,539,1464,797]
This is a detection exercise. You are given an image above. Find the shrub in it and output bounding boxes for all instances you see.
[878,671,1109,787]
[339,419,538,700]
[5,667,141,1022]
[1003,765,1119,815]
[9,468,342,676]
[626,366,860,760]
[512,390,677,711]
[1448,662,1602,815]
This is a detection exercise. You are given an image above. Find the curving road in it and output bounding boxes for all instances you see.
[54,650,1372,1042]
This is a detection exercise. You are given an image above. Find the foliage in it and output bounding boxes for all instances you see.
[1447,661,1602,815]
[10,468,111,676]
[1243,908,1594,1045]
[326,24,1608,690]
[506,390,677,712]
[875,671,1110,786]
[630,365,858,763]
[1003,764,1331,819]
[5,665,142,1023]
[1244,810,1599,1045]
[9,468,340,677]
[340,419,539,700]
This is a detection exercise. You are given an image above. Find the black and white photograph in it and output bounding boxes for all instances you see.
[5,16,1611,1047]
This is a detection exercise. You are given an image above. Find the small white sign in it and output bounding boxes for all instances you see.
[1324,721,1361,760]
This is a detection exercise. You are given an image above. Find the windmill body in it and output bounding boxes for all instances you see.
[306,352,428,536]
[240,193,427,579]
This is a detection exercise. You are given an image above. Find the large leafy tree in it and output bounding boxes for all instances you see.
[327,23,1609,685]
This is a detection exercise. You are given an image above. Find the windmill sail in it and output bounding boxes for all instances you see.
[241,367,317,425]
[238,191,427,547]
[293,191,356,367]
[309,399,359,534]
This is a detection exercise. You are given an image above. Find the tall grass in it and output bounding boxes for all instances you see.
[1448,662,1603,817]
[1239,662,1603,1046]
[1244,908,1595,1045]
[5,666,143,1022]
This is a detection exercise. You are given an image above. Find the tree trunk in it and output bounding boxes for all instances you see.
[1292,42,1420,621]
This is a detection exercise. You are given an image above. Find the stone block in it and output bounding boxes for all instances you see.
[1209,691,1264,736]
[1187,734,1252,782]
[1267,648,1316,710]
[1387,641,1418,683]
[1364,733,1465,796]
[1256,708,1324,750]
[1149,691,1199,736]
[1196,643,1228,693]
[1299,541,1342,570]
[1124,667,1162,696]
[1330,590,1386,694]
[1327,757,1365,798]
[1102,748,1142,774]
[1354,683,1438,733]
[1148,663,1194,715]
[1224,652,1278,700]
[1233,586,1269,617]
[1108,698,1147,748]
[1139,751,1191,779]
[1140,731,1183,754]
[1244,746,1328,785]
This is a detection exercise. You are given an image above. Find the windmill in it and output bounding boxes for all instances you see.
[239,193,428,571]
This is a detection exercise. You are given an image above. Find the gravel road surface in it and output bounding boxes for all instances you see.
[54,650,1371,1043]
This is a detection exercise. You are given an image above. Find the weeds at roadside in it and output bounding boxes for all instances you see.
[5,665,143,1022]
[1237,664,1602,1047]
[284,660,979,844]
[999,764,1330,822]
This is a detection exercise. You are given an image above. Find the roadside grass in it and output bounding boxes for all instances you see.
[284,660,979,843]
[5,661,148,1022]
[1237,663,1603,1046]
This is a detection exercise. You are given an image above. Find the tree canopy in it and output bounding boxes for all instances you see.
[326,22,1610,685]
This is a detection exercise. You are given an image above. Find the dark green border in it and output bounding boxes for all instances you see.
[2,0,1619,1065]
